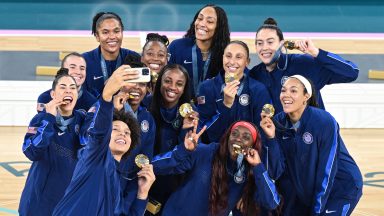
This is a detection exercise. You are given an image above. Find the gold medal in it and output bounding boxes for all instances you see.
[225,72,238,83]
[284,40,299,50]
[135,154,149,168]
[233,144,242,155]
[262,104,275,118]
[151,71,159,83]
[179,103,194,118]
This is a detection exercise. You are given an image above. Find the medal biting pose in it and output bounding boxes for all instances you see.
[152,121,280,216]
[20,71,85,216]
[53,64,155,216]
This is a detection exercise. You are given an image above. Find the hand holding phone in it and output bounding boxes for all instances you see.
[125,67,151,83]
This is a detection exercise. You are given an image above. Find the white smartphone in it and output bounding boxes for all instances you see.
[125,67,151,83]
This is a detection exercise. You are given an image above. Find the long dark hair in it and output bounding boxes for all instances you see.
[209,121,262,216]
[150,64,191,154]
[185,4,230,78]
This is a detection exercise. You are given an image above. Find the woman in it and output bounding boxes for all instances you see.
[140,33,169,108]
[168,4,230,97]
[141,33,169,91]
[53,64,155,215]
[148,64,194,214]
[112,57,156,176]
[250,18,359,113]
[152,121,280,215]
[37,52,97,113]
[83,12,140,97]
[197,41,271,143]
[260,75,363,215]
[19,71,85,216]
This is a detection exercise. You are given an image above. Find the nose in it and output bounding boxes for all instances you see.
[108,31,116,39]
[228,57,235,65]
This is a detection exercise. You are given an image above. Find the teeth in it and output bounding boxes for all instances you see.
[167,91,176,97]
[149,64,160,69]
[228,67,237,72]
[115,139,126,145]
[283,100,292,104]
[129,92,140,99]
[197,29,207,35]
[107,42,117,46]
[63,96,73,102]
[262,53,272,58]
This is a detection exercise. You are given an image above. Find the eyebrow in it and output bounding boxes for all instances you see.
[198,13,217,21]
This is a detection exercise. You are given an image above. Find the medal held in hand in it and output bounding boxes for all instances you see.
[179,103,194,118]
[225,72,238,83]
[233,144,242,155]
[262,104,275,118]
[135,154,149,168]
[284,40,299,50]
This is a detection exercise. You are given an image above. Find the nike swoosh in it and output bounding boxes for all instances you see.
[58,132,65,136]
[93,75,104,80]
[282,136,289,140]
[325,210,336,214]
[183,60,192,64]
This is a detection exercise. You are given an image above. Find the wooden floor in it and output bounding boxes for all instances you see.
[1,34,384,54]
[0,126,383,215]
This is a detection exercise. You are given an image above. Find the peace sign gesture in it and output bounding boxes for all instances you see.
[184,120,207,151]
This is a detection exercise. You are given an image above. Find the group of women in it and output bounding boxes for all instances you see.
[20,4,362,216]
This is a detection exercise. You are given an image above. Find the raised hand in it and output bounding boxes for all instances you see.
[45,97,65,116]
[112,91,129,111]
[260,112,276,139]
[294,38,319,57]
[244,147,261,167]
[102,65,140,102]
[184,120,206,151]
[137,164,156,200]
[223,80,240,108]
[182,111,199,129]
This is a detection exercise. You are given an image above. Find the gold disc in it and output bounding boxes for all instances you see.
[262,104,275,118]
[284,40,298,50]
[179,103,193,118]
[233,144,242,155]
[224,73,238,83]
[135,154,149,168]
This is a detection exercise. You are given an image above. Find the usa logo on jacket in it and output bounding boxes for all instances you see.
[302,132,313,144]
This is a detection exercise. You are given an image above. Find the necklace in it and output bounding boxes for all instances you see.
[160,106,182,129]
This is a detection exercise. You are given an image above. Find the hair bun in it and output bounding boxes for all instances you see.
[56,68,69,77]
[146,33,169,46]
[263,17,277,26]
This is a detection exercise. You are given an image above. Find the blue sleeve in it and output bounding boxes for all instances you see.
[261,137,286,180]
[80,98,114,160]
[252,163,280,210]
[126,198,148,216]
[312,116,339,215]
[152,142,194,175]
[22,113,56,161]
[197,81,231,142]
[314,49,359,85]
[168,40,176,64]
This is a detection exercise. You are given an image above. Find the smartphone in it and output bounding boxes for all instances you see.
[125,67,151,83]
